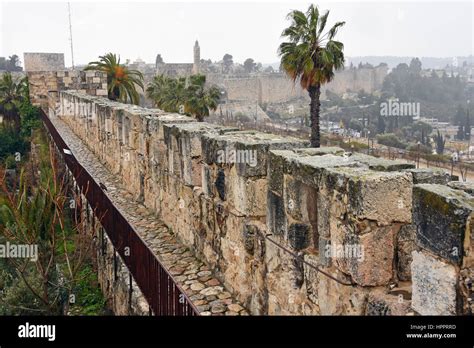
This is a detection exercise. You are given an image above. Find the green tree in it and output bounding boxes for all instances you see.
[349,118,363,132]
[279,4,345,147]
[434,129,446,154]
[464,111,471,140]
[147,74,220,122]
[222,54,233,74]
[454,105,466,125]
[243,58,257,73]
[0,72,27,131]
[85,53,144,105]
[457,124,465,140]
[376,133,407,149]
[184,75,221,122]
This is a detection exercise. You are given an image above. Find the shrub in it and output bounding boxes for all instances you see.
[4,155,16,169]
[376,133,407,149]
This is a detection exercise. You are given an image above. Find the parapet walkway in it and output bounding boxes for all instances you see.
[49,114,248,316]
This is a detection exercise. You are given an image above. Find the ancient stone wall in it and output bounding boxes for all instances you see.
[27,70,107,111]
[206,66,388,104]
[56,91,473,315]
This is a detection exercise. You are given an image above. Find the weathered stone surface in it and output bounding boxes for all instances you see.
[411,251,458,315]
[330,167,413,225]
[397,224,416,281]
[366,288,411,315]
[413,184,474,265]
[287,223,311,251]
[404,168,451,185]
[331,223,398,286]
[267,191,286,236]
[352,153,415,172]
[201,130,308,177]
[314,268,368,315]
[448,181,474,195]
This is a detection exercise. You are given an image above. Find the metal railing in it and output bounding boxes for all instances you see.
[40,110,199,316]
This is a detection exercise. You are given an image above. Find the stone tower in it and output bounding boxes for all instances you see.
[193,40,200,74]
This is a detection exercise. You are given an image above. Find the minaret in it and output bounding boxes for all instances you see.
[193,40,200,74]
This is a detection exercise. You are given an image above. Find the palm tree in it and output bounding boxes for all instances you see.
[84,53,144,105]
[279,4,345,147]
[147,75,187,113]
[184,75,220,122]
[0,72,27,131]
[147,74,220,121]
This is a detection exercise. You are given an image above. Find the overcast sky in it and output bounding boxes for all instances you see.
[0,0,472,68]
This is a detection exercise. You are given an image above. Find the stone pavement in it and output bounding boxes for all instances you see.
[49,115,248,316]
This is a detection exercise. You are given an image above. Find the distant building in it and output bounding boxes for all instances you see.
[155,41,200,77]
[24,53,64,71]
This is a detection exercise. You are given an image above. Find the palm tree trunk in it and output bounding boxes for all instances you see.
[308,84,321,147]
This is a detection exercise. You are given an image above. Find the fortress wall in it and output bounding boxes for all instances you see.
[213,67,387,106]
[28,70,107,111]
[56,90,473,315]
[258,74,307,103]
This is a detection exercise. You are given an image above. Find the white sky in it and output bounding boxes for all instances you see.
[1,0,473,68]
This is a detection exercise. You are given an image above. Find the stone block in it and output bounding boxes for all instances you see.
[448,181,474,195]
[331,223,398,286]
[411,251,458,315]
[267,191,286,237]
[326,167,413,225]
[352,153,415,171]
[284,175,318,224]
[403,168,451,184]
[397,224,416,281]
[366,288,411,315]
[202,131,307,177]
[227,168,267,216]
[413,184,474,265]
[287,223,311,251]
[314,267,368,315]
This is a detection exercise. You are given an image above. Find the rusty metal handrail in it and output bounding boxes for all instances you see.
[40,110,199,316]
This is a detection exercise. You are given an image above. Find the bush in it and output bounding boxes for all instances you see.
[376,133,407,149]
[407,143,432,155]
[0,127,27,162]
[234,112,251,123]
[4,155,16,169]
[19,101,41,138]
[340,141,368,151]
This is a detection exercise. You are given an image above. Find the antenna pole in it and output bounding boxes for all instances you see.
[68,2,75,69]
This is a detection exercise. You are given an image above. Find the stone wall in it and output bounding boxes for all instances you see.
[27,70,107,111]
[24,53,65,71]
[55,90,473,315]
[206,66,388,104]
